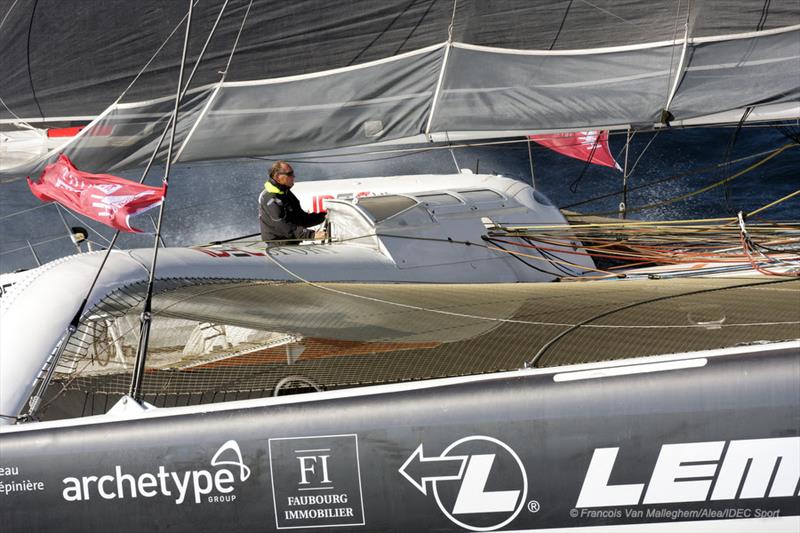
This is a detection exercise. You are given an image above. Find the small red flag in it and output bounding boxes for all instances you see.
[529,131,621,171]
[27,154,164,233]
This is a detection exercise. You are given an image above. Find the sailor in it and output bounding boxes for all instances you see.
[259,161,327,243]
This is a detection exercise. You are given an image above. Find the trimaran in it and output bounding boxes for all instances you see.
[1,2,799,532]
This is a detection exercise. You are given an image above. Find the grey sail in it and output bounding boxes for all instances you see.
[1,0,799,175]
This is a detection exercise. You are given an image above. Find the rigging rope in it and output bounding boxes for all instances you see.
[722,107,754,212]
[24,0,44,121]
[447,0,458,41]
[577,0,636,25]
[737,211,799,277]
[560,145,787,210]
[756,0,773,32]
[0,202,49,221]
[587,143,798,217]
[221,0,254,79]
[568,139,601,193]
[492,180,800,278]
[548,0,574,51]
[626,130,660,180]
[748,188,800,218]
[0,0,19,31]
[117,0,203,106]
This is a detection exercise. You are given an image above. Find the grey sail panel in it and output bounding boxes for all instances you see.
[689,0,800,36]
[178,47,443,164]
[455,0,800,49]
[432,26,800,134]
[430,44,678,133]
[668,28,800,120]
[40,46,442,174]
[451,1,683,51]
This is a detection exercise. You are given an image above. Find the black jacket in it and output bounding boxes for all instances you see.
[259,178,326,242]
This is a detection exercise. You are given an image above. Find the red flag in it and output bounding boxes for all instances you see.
[529,131,621,171]
[46,125,113,137]
[27,154,164,233]
[46,126,85,138]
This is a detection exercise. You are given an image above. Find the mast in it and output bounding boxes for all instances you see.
[128,0,246,401]
[128,0,194,402]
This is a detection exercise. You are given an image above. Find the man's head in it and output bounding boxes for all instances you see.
[269,160,295,188]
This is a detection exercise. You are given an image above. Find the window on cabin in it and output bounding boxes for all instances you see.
[416,193,462,206]
[356,195,418,222]
[457,189,503,203]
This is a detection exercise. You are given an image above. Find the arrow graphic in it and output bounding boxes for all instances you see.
[399,444,468,495]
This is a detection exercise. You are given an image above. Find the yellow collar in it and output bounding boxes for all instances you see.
[264,180,285,194]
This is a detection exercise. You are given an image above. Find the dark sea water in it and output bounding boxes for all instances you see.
[1,125,798,273]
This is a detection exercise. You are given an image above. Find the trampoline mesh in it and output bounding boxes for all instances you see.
[39,277,799,420]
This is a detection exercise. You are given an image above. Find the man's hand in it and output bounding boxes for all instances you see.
[314,229,327,240]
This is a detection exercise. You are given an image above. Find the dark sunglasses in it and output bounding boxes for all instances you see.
[280,171,295,177]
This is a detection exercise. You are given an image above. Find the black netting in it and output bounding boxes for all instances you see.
[37,276,800,421]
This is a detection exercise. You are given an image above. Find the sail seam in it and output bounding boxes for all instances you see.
[424,43,451,138]
[691,22,800,43]
[426,0,458,141]
[663,21,691,114]
[0,0,26,126]
[684,54,800,72]
[454,23,800,56]
[173,85,223,162]
[662,0,686,112]
[0,115,94,125]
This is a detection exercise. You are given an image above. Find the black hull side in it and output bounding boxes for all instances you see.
[1,345,798,532]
